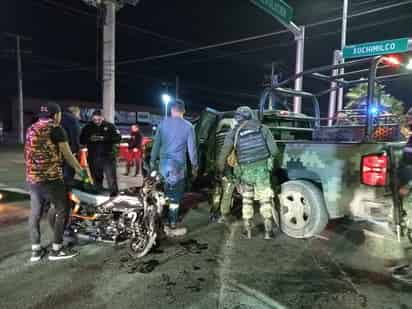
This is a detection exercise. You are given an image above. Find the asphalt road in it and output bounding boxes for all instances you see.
[1,197,412,309]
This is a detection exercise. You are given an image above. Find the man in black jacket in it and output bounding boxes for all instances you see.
[61,106,81,186]
[80,110,121,195]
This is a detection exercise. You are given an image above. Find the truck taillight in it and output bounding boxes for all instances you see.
[361,153,388,187]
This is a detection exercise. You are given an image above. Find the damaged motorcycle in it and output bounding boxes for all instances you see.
[68,171,167,258]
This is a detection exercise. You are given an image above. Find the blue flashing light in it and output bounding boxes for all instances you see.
[370,107,378,115]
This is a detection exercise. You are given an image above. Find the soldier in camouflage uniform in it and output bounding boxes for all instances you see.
[217,106,278,239]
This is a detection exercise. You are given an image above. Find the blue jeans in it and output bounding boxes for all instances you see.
[160,159,186,225]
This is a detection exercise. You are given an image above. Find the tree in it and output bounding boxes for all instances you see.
[345,82,404,116]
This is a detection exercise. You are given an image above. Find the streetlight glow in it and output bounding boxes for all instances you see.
[161,93,172,119]
[162,94,172,105]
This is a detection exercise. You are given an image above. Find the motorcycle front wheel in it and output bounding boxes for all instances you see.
[128,213,158,258]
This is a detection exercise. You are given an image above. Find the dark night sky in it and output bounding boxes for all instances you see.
[1,0,412,114]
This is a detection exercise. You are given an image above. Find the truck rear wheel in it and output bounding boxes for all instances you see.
[278,180,328,238]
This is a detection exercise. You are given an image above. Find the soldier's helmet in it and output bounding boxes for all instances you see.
[235,106,253,122]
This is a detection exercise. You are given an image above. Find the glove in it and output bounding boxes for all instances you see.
[79,168,91,184]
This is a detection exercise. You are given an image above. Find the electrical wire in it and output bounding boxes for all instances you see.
[34,0,412,71]
[115,0,412,66]
[3,8,410,78]
[37,0,194,47]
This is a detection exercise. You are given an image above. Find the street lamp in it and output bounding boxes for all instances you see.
[161,93,172,119]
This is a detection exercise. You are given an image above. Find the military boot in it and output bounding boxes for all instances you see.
[264,219,274,240]
[243,219,252,239]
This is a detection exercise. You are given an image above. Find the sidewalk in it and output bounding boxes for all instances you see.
[0,145,145,194]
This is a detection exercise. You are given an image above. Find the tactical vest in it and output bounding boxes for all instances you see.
[25,120,63,183]
[236,123,270,165]
[402,136,412,165]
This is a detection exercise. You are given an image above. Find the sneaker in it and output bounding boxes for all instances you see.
[48,248,79,261]
[164,224,187,237]
[30,248,47,262]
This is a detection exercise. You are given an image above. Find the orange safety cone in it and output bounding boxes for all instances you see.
[79,148,88,168]
[78,148,94,185]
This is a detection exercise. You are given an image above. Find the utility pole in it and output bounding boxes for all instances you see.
[337,0,349,112]
[16,36,24,144]
[82,0,140,123]
[102,1,116,123]
[3,32,31,144]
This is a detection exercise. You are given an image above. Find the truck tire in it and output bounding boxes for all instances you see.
[278,180,328,238]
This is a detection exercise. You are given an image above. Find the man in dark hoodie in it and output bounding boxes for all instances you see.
[61,106,81,186]
[80,110,121,195]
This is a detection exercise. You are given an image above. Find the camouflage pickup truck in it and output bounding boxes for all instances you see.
[195,57,410,240]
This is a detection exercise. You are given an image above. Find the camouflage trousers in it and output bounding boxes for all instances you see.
[235,160,275,221]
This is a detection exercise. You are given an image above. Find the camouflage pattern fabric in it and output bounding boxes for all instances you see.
[236,160,274,220]
[280,142,405,218]
[25,119,63,184]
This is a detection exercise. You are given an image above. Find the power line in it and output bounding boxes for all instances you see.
[306,0,412,28]
[37,0,194,46]
[36,0,261,69]
[4,8,410,77]
[115,0,412,66]
[177,10,412,67]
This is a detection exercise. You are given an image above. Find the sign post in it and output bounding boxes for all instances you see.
[249,0,305,112]
[249,0,293,25]
[343,38,409,59]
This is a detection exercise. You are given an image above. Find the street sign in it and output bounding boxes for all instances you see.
[250,0,293,25]
[342,38,409,59]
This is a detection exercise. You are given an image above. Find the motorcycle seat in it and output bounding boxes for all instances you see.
[72,188,112,206]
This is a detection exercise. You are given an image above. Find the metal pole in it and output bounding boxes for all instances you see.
[102,1,116,123]
[268,62,274,110]
[337,0,349,112]
[366,58,378,141]
[175,75,179,99]
[328,50,340,126]
[293,26,305,113]
[16,36,24,144]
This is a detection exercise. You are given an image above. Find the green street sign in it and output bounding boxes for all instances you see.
[343,38,409,59]
[250,0,293,25]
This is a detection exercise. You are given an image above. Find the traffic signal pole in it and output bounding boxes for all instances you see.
[327,50,341,126]
[337,0,349,112]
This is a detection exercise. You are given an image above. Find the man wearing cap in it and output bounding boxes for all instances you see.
[150,99,198,237]
[217,106,279,239]
[80,110,121,196]
[25,102,89,261]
